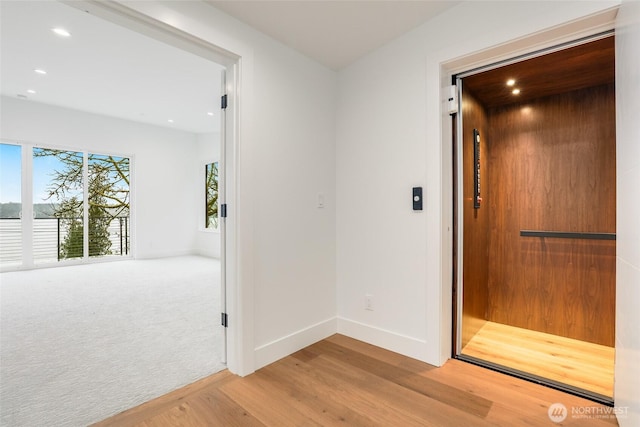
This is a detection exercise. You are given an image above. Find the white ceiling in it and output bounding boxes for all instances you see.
[1,1,459,134]
[0,1,223,134]
[208,1,460,70]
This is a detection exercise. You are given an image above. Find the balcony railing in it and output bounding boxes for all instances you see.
[0,217,129,266]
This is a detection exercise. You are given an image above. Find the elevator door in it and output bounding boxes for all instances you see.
[454,35,616,404]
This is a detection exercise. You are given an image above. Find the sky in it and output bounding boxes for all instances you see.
[0,143,21,203]
[0,143,73,204]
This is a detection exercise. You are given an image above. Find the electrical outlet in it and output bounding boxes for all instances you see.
[365,294,373,311]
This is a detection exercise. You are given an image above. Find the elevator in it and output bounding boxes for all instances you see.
[453,34,616,405]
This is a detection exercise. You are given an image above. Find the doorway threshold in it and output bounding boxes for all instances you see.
[456,354,613,407]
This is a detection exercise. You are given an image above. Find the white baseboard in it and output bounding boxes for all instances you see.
[254,317,338,370]
[337,316,430,364]
[136,249,194,260]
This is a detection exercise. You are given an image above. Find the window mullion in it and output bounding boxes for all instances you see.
[83,152,89,260]
[22,144,34,268]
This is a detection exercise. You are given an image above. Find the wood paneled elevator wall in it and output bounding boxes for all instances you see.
[485,84,616,346]
[461,37,616,347]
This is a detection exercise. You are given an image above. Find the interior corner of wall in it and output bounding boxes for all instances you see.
[253,317,337,371]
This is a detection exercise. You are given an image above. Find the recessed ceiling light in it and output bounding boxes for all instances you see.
[506,79,516,86]
[34,69,47,75]
[512,88,521,95]
[27,89,36,94]
[207,112,214,116]
[168,119,174,123]
[52,28,71,37]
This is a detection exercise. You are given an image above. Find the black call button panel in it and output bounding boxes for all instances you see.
[413,187,423,211]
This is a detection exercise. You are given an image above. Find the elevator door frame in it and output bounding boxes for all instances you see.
[451,31,615,406]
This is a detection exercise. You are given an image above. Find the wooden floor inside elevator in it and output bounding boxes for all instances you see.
[461,321,614,399]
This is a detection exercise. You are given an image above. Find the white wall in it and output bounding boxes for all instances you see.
[195,132,221,258]
[120,1,338,373]
[0,96,201,259]
[615,1,640,425]
[336,1,620,365]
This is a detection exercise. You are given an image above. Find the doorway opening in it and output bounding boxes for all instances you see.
[453,34,615,405]
[65,0,241,374]
[0,1,240,425]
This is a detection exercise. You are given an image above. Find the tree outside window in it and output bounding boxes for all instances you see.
[206,162,218,229]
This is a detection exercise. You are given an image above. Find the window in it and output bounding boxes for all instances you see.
[33,148,84,262]
[0,143,130,269]
[87,154,130,257]
[205,162,219,229]
[0,143,22,267]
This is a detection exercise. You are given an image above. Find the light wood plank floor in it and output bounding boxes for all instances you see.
[93,334,618,426]
[462,321,614,398]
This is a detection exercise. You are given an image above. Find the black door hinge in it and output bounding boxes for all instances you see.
[221,203,227,218]
[221,312,228,328]
[221,94,228,110]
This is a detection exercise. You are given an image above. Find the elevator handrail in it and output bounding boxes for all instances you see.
[520,230,616,240]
